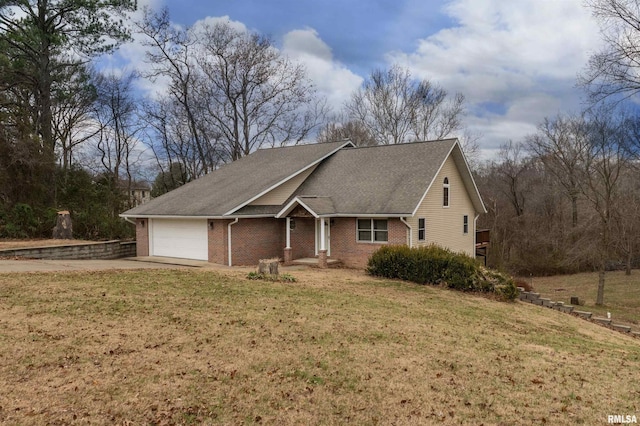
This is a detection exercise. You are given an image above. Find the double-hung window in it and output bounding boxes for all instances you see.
[463,215,469,234]
[357,219,388,242]
[418,218,426,241]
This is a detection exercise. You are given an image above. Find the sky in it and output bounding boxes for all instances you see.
[104,0,605,159]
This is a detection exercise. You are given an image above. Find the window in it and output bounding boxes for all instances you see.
[357,219,388,242]
[418,218,426,241]
[463,215,469,234]
[443,177,450,207]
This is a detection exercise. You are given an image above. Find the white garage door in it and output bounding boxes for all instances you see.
[150,219,208,261]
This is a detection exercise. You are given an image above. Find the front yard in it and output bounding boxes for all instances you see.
[0,267,638,424]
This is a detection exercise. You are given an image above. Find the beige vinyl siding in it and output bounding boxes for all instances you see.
[250,165,318,206]
[409,154,475,256]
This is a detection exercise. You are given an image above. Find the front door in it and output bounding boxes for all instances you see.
[315,219,330,256]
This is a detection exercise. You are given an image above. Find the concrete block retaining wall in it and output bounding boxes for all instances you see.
[518,288,639,338]
[0,241,136,260]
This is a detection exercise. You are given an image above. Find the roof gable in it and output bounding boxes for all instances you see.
[122,141,352,217]
[289,139,468,215]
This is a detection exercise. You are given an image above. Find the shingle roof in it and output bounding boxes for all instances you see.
[122,141,350,217]
[122,138,486,218]
[288,139,459,215]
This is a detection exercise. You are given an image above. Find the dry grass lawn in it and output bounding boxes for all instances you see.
[531,270,640,327]
[0,267,639,425]
[0,239,94,250]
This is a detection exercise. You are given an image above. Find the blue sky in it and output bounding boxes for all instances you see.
[108,0,604,159]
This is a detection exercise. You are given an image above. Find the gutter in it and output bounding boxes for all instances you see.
[400,217,413,248]
[227,218,239,266]
[474,214,480,251]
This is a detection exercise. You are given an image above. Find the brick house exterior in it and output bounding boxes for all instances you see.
[123,139,486,269]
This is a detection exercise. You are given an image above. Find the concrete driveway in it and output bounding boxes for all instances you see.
[0,257,209,273]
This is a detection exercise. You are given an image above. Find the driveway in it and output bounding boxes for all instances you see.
[0,257,202,273]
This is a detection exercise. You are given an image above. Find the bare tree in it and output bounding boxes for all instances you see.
[316,116,377,146]
[346,65,465,145]
[92,71,142,211]
[51,64,100,171]
[136,7,216,176]
[581,0,640,102]
[526,114,590,227]
[612,169,640,275]
[195,21,325,161]
[577,106,630,305]
[493,141,533,217]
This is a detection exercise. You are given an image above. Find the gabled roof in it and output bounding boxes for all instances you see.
[288,140,453,215]
[284,139,485,216]
[121,138,486,219]
[122,141,352,217]
[277,196,336,218]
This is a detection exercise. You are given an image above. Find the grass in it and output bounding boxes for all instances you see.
[0,267,639,425]
[530,270,640,327]
[0,239,94,250]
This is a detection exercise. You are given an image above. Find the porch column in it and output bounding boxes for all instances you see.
[284,217,292,265]
[319,217,326,251]
[318,217,328,268]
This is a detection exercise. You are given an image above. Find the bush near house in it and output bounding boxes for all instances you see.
[367,245,518,300]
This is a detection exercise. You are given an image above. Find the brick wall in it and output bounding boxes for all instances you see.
[208,219,229,264]
[136,219,149,256]
[289,217,316,259]
[230,218,285,266]
[330,218,408,268]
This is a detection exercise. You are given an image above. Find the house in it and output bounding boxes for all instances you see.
[129,184,151,207]
[120,139,486,268]
[117,180,152,207]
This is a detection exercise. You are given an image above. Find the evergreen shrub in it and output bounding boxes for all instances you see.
[367,244,518,301]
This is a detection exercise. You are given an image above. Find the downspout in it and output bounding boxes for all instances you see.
[123,217,135,225]
[400,217,413,248]
[474,214,480,255]
[227,218,239,266]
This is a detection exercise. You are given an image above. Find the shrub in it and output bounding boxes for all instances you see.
[367,245,518,301]
[246,272,297,283]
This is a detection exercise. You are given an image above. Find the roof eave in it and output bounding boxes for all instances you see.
[224,141,355,216]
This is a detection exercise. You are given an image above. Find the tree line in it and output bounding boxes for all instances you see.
[0,2,466,240]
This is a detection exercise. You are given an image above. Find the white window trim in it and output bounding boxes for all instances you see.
[356,218,389,243]
[443,177,450,208]
[418,217,426,241]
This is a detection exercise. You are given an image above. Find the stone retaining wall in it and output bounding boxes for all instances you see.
[518,288,640,338]
[0,241,136,260]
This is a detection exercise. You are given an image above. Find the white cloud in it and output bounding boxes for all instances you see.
[282,28,363,111]
[386,0,603,156]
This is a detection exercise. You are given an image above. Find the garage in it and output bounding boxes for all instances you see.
[150,219,208,260]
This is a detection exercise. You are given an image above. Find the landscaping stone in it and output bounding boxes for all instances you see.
[574,310,592,319]
[527,293,540,301]
[559,305,574,313]
[592,317,612,326]
[539,298,552,307]
[611,324,631,333]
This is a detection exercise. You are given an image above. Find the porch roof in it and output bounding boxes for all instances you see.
[276,196,336,218]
